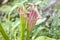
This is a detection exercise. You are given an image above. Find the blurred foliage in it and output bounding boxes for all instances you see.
[0,0,60,40]
[35,36,56,40]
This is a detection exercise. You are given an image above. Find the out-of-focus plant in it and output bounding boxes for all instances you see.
[0,23,10,40]
[18,4,28,40]
[26,3,42,40]
[18,3,42,40]
[0,0,60,40]
[35,36,56,40]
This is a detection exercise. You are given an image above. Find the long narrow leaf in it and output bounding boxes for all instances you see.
[0,23,10,40]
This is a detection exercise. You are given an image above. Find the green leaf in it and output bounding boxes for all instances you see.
[0,23,10,40]
[35,36,56,40]
[18,0,28,3]
[35,18,46,25]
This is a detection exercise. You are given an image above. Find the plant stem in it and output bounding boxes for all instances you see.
[20,14,27,40]
[26,27,32,40]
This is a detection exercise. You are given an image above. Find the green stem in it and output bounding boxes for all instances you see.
[26,27,32,40]
[20,15,27,40]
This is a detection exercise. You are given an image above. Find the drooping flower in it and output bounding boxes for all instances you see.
[27,3,42,28]
[26,3,42,40]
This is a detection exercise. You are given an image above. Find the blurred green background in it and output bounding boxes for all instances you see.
[0,0,60,40]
